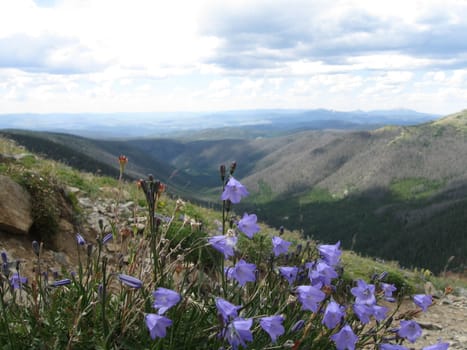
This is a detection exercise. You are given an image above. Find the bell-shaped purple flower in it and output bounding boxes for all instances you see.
[380,344,409,350]
[259,315,285,343]
[422,341,449,350]
[209,235,237,259]
[351,279,376,305]
[221,177,249,204]
[227,259,256,286]
[272,236,291,257]
[152,287,181,315]
[223,318,253,350]
[413,294,432,312]
[237,213,260,239]
[118,274,143,289]
[398,320,422,343]
[296,284,326,312]
[215,297,241,323]
[309,261,338,286]
[323,300,345,329]
[372,304,388,321]
[145,313,172,340]
[279,266,299,285]
[318,241,341,266]
[331,324,358,350]
[10,273,28,290]
[353,303,373,324]
[380,283,397,302]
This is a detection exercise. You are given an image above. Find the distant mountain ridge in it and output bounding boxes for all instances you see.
[1,109,466,273]
[0,109,439,138]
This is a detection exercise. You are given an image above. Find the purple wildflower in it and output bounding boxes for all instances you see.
[422,341,449,350]
[1,251,7,264]
[413,294,432,312]
[76,233,86,245]
[372,304,388,321]
[145,313,172,340]
[351,279,376,305]
[223,318,253,350]
[331,324,358,350]
[353,303,373,324]
[318,241,342,266]
[381,283,397,302]
[215,297,240,323]
[296,284,326,312]
[279,266,299,285]
[309,261,338,286]
[272,236,291,257]
[227,259,256,286]
[221,177,249,204]
[380,345,409,350]
[52,279,72,287]
[10,273,28,290]
[152,288,181,315]
[398,320,422,343]
[237,213,260,239]
[208,235,237,259]
[259,315,285,343]
[118,274,143,289]
[323,300,345,329]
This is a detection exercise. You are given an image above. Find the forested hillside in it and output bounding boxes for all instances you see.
[2,110,466,272]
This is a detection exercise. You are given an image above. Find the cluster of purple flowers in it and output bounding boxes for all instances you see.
[146,287,181,340]
[379,293,433,348]
[216,297,285,349]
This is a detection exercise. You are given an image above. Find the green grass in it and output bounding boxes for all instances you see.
[390,178,444,201]
[299,187,335,204]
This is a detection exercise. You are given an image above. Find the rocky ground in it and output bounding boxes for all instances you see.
[405,291,467,350]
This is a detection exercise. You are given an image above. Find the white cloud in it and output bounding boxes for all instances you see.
[0,0,466,114]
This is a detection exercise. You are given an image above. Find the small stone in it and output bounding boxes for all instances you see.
[78,197,93,208]
[53,252,69,266]
[418,321,443,330]
[105,243,119,253]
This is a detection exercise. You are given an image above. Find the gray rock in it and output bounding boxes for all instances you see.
[0,175,33,234]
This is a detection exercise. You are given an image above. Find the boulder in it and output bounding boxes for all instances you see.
[0,175,33,234]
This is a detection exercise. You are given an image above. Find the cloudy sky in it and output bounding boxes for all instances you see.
[0,0,466,115]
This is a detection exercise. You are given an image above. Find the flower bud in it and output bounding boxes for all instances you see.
[98,218,104,231]
[32,241,40,256]
[229,161,237,175]
[102,233,113,245]
[291,319,305,332]
[220,164,226,181]
[118,273,143,289]
[51,279,72,287]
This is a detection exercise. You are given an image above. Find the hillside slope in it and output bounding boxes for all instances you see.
[1,110,466,272]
